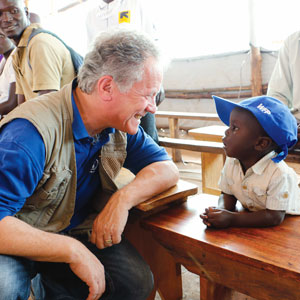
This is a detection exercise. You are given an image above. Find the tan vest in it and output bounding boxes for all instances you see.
[0,82,127,232]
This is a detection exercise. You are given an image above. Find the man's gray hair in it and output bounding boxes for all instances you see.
[78,29,161,94]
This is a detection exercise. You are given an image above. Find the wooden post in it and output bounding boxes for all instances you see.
[168,118,182,162]
[250,45,263,96]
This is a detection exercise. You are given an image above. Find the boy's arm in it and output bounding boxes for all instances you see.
[218,192,237,211]
[202,208,285,228]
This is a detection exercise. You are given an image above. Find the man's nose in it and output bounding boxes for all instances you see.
[146,96,157,114]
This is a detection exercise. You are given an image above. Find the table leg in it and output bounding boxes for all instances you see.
[201,153,224,195]
[200,277,234,300]
[125,217,183,300]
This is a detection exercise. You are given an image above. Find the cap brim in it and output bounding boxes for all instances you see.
[212,95,240,126]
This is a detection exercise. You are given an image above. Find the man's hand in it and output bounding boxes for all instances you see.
[91,191,129,249]
[69,240,106,300]
[200,207,233,228]
[0,216,106,300]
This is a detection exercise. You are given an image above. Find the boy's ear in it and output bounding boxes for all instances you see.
[255,136,272,151]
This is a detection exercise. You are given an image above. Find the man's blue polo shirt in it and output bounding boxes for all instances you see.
[0,91,170,230]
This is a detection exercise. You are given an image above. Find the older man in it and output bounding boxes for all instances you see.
[0,0,76,103]
[0,29,179,300]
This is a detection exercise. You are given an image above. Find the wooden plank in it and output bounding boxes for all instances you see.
[135,179,198,212]
[188,125,227,143]
[168,118,182,162]
[156,111,220,121]
[159,137,224,154]
[164,84,268,99]
[250,45,263,96]
[201,153,223,195]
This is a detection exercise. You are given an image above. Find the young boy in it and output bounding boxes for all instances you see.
[200,95,300,228]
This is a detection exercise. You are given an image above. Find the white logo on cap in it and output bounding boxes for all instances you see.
[257,103,271,114]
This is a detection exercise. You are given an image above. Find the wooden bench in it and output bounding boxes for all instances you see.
[156,111,220,162]
[142,194,300,300]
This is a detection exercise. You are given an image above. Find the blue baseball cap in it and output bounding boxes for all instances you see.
[212,95,298,163]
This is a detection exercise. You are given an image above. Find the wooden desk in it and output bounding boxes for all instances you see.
[142,195,300,300]
[188,125,227,195]
[124,180,198,300]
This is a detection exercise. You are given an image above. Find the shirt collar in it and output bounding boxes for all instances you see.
[17,23,41,48]
[71,84,115,141]
[233,151,276,175]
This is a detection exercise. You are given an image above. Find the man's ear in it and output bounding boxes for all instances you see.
[96,75,113,101]
[255,136,272,151]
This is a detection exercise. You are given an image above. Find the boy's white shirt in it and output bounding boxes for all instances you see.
[219,151,300,215]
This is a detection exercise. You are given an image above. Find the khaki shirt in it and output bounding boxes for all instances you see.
[12,24,76,101]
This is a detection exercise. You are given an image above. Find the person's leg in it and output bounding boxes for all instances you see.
[140,113,159,144]
[36,236,153,300]
[0,254,35,300]
[86,237,154,300]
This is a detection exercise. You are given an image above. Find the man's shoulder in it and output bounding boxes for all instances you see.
[285,31,300,46]
[18,24,41,47]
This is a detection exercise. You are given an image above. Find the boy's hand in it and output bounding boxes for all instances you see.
[200,207,233,228]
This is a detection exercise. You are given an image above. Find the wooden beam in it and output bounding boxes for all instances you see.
[165,84,268,100]
[250,45,263,96]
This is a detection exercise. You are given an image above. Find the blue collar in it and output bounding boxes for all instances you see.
[71,85,115,141]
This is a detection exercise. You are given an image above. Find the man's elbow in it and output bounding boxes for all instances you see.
[165,160,180,184]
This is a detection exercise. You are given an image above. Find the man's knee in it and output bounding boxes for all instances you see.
[0,255,32,300]
[116,242,154,299]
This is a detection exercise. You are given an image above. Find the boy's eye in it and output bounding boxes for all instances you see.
[231,125,239,131]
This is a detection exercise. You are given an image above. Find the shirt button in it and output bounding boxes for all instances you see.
[242,185,247,190]
[283,192,289,199]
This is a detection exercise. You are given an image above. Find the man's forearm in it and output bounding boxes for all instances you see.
[117,160,179,209]
[0,216,81,262]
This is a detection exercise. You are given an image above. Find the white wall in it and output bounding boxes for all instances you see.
[157,50,278,129]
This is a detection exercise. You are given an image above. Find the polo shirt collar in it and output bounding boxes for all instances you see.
[17,23,41,48]
[71,84,115,141]
[98,0,122,9]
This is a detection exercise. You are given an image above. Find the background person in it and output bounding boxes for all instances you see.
[0,0,76,103]
[0,28,17,117]
[86,0,162,144]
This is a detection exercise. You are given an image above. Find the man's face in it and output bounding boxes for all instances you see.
[0,0,29,41]
[111,57,163,135]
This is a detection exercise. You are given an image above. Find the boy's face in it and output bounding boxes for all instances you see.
[222,107,264,162]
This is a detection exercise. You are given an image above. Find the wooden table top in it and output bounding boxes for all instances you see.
[142,195,300,279]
